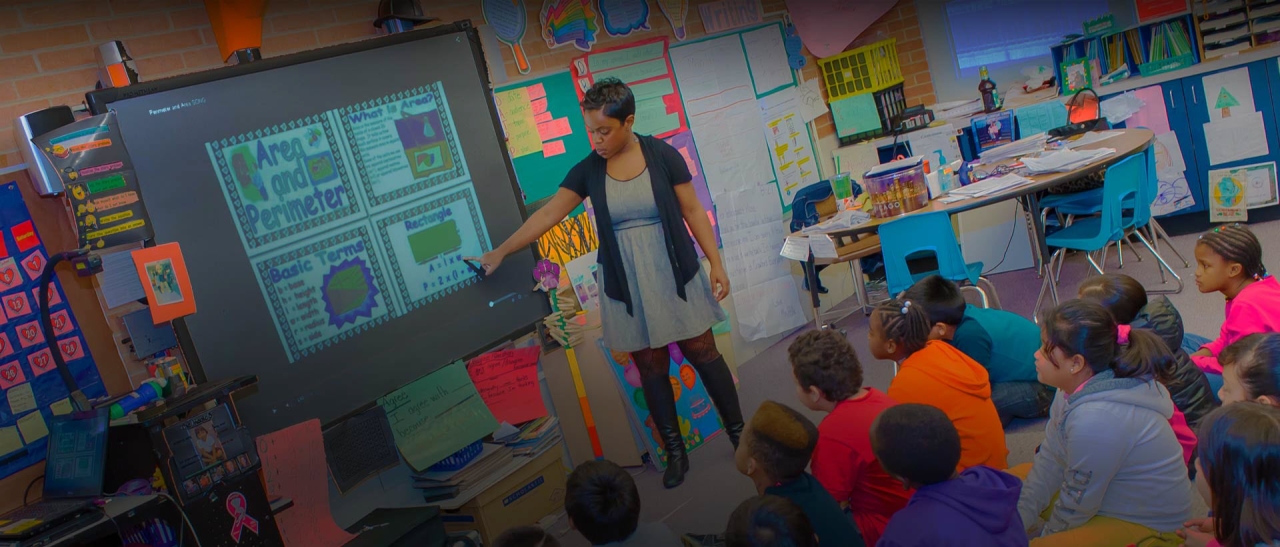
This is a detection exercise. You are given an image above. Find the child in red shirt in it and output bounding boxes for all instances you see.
[789,329,910,545]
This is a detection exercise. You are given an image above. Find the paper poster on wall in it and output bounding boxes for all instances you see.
[798,78,828,123]
[497,72,594,208]
[1014,101,1068,137]
[378,360,499,471]
[1153,132,1187,173]
[1203,111,1270,166]
[538,210,599,265]
[671,34,774,195]
[1225,161,1280,209]
[495,87,543,158]
[907,124,962,165]
[599,0,649,37]
[483,0,532,74]
[656,0,689,40]
[699,0,762,34]
[741,24,796,96]
[132,242,196,325]
[1208,166,1251,222]
[1152,131,1194,216]
[763,110,820,207]
[784,0,895,58]
[1126,85,1171,133]
[716,187,804,340]
[600,342,722,469]
[663,130,721,254]
[466,346,548,425]
[564,250,600,312]
[572,37,686,138]
[1202,67,1255,121]
[831,94,881,138]
[541,0,599,51]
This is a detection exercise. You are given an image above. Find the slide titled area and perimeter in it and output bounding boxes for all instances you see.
[206,83,491,362]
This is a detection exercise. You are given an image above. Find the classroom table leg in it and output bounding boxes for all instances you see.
[851,259,870,316]
[1019,194,1051,278]
[805,256,824,329]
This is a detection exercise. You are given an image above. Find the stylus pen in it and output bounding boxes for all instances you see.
[462,259,486,279]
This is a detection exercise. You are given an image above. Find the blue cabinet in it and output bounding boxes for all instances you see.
[1182,60,1280,214]
[1107,81,1204,215]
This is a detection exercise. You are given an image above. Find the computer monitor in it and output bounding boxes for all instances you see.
[42,411,108,499]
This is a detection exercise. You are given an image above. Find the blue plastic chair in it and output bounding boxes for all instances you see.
[878,211,998,307]
[1034,153,1144,312]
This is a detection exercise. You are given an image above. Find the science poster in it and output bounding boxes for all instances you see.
[372,184,491,313]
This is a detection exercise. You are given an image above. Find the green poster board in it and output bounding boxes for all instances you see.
[495,71,593,212]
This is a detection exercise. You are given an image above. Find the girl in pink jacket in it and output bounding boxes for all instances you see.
[1191,225,1280,376]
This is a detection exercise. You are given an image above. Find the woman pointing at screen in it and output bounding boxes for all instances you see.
[469,78,740,489]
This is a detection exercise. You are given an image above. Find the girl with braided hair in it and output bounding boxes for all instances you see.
[1190,224,1280,379]
[868,299,1008,471]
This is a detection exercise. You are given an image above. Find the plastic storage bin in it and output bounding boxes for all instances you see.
[862,157,929,219]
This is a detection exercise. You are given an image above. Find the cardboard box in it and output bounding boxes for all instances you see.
[440,444,568,543]
[542,332,644,467]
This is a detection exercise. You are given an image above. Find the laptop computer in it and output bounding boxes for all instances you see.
[0,409,109,542]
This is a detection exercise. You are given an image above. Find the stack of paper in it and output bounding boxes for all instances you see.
[800,209,872,234]
[979,133,1049,162]
[1065,130,1125,148]
[932,98,984,121]
[497,415,562,456]
[1021,148,1117,174]
[412,443,514,502]
[938,174,1034,203]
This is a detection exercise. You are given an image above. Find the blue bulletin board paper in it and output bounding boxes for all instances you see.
[496,72,593,209]
[831,94,882,138]
[0,182,105,480]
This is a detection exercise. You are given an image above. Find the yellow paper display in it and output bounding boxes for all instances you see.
[495,88,543,158]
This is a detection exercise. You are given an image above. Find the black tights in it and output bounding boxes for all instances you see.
[630,330,722,381]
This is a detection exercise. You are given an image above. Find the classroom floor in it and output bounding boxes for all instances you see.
[546,221,1235,546]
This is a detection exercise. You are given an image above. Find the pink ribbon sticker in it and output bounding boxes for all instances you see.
[225,492,259,542]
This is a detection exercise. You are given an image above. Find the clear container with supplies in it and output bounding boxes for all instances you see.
[862,156,929,219]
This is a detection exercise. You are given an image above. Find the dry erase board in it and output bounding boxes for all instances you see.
[86,23,550,433]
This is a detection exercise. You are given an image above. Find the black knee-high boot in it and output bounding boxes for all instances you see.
[693,356,744,449]
[641,374,688,488]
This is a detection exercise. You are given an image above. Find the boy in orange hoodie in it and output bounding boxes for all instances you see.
[868,299,1009,470]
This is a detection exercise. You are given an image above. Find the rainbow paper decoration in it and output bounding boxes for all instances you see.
[540,0,599,51]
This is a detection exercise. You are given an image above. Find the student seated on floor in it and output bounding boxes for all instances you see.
[902,275,1053,425]
[872,403,1028,547]
[735,400,866,547]
[565,460,683,547]
[1190,224,1280,385]
[494,526,561,547]
[725,495,818,547]
[1217,332,1280,406]
[1016,300,1194,547]
[788,329,909,545]
[868,299,1008,471]
[1176,403,1280,547]
[1078,273,1219,428]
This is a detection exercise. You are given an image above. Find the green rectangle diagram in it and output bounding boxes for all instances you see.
[594,59,668,85]
[408,220,461,264]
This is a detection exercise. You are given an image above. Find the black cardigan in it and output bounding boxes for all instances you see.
[559,135,700,316]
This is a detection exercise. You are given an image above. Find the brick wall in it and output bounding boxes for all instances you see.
[0,0,933,168]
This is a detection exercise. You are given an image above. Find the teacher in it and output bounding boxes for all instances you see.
[471,78,742,489]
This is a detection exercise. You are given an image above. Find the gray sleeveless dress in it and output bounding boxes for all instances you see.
[599,169,726,352]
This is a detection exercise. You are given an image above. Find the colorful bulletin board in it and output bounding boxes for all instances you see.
[0,182,106,480]
[495,71,594,209]
[600,340,722,469]
[571,36,688,139]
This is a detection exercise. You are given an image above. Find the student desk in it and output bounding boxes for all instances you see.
[796,128,1155,325]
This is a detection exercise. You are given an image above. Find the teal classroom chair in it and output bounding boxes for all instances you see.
[878,211,1000,309]
[1048,145,1184,294]
[1034,152,1173,313]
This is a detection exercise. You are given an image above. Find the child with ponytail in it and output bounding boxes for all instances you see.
[1176,403,1280,547]
[1191,224,1280,380]
[1015,300,1194,546]
[868,299,1008,471]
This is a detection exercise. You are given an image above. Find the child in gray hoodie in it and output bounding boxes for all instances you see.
[1017,300,1194,546]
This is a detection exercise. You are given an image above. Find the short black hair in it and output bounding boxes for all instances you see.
[725,495,817,547]
[871,404,960,486]
[564,460,640,545]
[493,526,561,547]
[788,329,863,401]
[746,401,818,482]
[901,275,966,326]
[1077,273,1149,324]
[580,78,635,122]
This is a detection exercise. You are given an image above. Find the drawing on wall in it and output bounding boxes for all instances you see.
[541,0,599,51]
[599,0,650,37]
[483,0,532,75]
[656,0,689,40]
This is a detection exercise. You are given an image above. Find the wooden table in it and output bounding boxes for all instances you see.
[797,128,1155,324]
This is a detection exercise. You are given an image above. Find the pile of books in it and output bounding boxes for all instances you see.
[497,416,562,457]
[412,443,514,503]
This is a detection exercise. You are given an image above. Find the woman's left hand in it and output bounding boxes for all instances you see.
[710,266,730,301]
